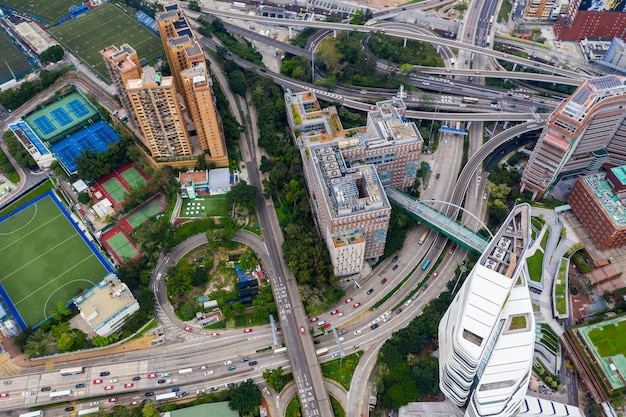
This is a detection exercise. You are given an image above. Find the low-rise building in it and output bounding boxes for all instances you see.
[74,274,140,337]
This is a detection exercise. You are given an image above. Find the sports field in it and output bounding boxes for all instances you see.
[121,166,147,191]
[101,226,141,265]
[579,316,626,390]
[102,177,128,205]
[0,29,33,84]
[1,0,83,24]
[0,192,111,327]
[49,3,163,82]
[588,320,626,358]
[180,197,229,218]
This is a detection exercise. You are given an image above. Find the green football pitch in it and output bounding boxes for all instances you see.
[49,3,163,82]
[588,319,626,358]
[1,0,84,25]
[0,194,109,327]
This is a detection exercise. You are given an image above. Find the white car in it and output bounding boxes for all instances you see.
[197,388,206,394]
[21,391,31,397]
[90,401,99,406]
[224,360,232,366]
[354,330,362,335]
[110,378,118,383]
[204,371,214,376]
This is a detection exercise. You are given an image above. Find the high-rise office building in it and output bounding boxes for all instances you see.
[126,66,192,159]
[156,4,228,167]
[554,0,626,41]
[439,204,535,417]
[101,44,142,128]
[521,76,626,200]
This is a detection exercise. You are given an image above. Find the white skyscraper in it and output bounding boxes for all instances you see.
[438,204,536,417]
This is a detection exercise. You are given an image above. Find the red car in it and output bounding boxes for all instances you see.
[210,332,220,337]
[310,317,319,322]
[445,68,452,73]
[0,392,8,398]
[109,397,118,403]
[300,326,306,335]
[431,271,439,279]
[124,383,134,388]
[353,302,362,309]
[449,244,457,255]
[198,365,209,371]
[104,385,114,391]
[323,323,332,328]
[147,373,157,379]
[131,401,140,405]
[330,309,339,315]
[474,70,481,74]
[93,379,103,384]
[184,326,193,332]
[381,278,388,285]
[244,328,253,334]
[345,298,353,304]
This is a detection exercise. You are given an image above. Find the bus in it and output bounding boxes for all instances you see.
[421,259,431,271]
[489,16,494,25]
[178,368,193,375]
[155,392,178,401]
[77,408,101,416]
[462,97,479,104]
[485,35,491,46]
[274,347,287,354]
[316,347,329,357]
[60,366,84,376]
[49,389,73,399]
[19,412,44,417]
[418,230,429,245]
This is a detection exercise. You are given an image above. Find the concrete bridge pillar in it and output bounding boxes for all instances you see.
[403,38,407,47]
[333,29,337,39]
[288,26,293,39]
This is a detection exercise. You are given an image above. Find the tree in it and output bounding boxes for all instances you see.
[263,366,284,391]
[229,379,262,415]
[142,401,160,417]
[77,192,91,204]
[56,332,75,353]
[187,0,201,11]
[411,356,439,395]
[227,180,259,213]
[40,45,65,63]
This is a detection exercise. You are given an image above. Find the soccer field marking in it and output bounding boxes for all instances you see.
[0,203,38,236]
[0,212,64,253]
[0,233,81,283]
[12,253,97,309]
[40,277,97,319]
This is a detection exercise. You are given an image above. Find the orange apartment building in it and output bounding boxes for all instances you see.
[521,76,626,200]
[156,4,228,167]
[101,44,142,128]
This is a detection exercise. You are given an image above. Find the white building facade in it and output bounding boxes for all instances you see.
[439,204,535,417]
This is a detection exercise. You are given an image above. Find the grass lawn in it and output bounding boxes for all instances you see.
[0,29,34,83]
[330,395,346,417]
[49,3,162,82]
[572,251,593,273]
[526,250,544,282]
[531,216,545,232]
[588,320,626,358]
[1,0,83,24]
[0,193,109,326]
[555,259,567,315]
[180,197,229,218]
[540,226,550,250]
[498,0,513,23]
[320,351,362,390]
[285,397,301,417]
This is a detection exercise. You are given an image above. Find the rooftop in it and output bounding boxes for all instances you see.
[310,143,390,218]
[458,205,530,356]
[582,173,626,227]
[126,66,172,89]
[610,165,626,186]
[74,275,137,330]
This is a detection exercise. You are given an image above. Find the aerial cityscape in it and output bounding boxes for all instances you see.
[0,0,626,416]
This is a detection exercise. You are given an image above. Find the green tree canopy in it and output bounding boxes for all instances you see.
[41,45,65,63]
[227,180,258,213]
[228,379,262,415]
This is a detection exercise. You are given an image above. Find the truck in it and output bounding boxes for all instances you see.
[418,229,429,245]
[316,347,329,357]
[178,368,193,375]
[155,392,178,401]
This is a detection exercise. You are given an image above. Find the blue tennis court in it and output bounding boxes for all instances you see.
[32,115,56,136]
[51,121,121,173]
[67,99,90,118]
[51,108,74,127]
